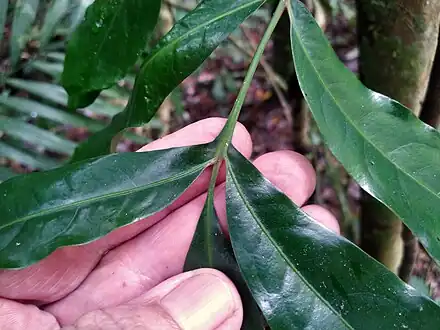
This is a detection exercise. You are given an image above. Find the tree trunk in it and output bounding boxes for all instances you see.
[272,1,324,153]
[420,31,440,128]
[357,0,440,276]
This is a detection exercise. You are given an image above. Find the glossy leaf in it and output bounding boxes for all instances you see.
[39,0,70,48]
[0,143,217,269]
[0,96,104,132]
[184,195,265,329]
[0,115,76,155]
[0,0,7,45]
[288,0,440,262]
[68,0,266,162]
[226,146,440,329]
[62,0,162,109]
[0,141,59,170]
[10,0,39,66]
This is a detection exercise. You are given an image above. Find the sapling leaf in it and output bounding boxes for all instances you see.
[62,0,162,109]
[0,143,217,269]
[39,0,70,48]
[184,188,265,329]
[0,0,8,46]
[10,0,39,66]
[0,141,59,170]
[68,0,266,162]
[183,3,287,327]
[226,145,440,329]
[0,115,77,155]
[288,0,440,263]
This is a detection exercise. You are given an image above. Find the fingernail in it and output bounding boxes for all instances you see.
[160,274,236,330]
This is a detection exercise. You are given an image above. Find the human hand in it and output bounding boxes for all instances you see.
[0,118,339,330]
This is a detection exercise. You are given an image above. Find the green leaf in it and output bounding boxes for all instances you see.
[226,146,440,329]
[62,0,162,109]
[288,0,440,262]
[10,0,40,66]
[184,194,265,330]
[0,115,77,155]
[0,96,104,132]
[0,141,59,170]
[68,90,101,110]
[39,0,70,48]
[0,0,8,45]
[0,167,16,183]
[0,143,217,269]
[68,0,266,162]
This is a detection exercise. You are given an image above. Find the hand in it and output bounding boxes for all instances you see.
[0,118,339,330]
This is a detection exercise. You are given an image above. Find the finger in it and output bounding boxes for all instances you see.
[0,298,60,330]
[46,150,322,323]
[214,150,317,235]
[0,118,252,304]
[138,117,252,153]
[65,269,242,330]
[46,194,208,325]
[302,204,340,234]
[252,150,316,205]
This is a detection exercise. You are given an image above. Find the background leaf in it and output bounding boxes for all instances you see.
[0,96,104,132]
[226,146,440,329]
[39,0,70,48]
[68,0,266,162]
[0,141,58,170]
[66,0,94,34]
[0,0,7,45]
[62,0,162,109]
[0,114,77,155]
[0,143,217,269]
[10,0,40,66]
[288,0,440,262]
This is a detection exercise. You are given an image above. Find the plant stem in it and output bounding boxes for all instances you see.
[215,0,286,156]
[202,0,285,205]
[419,31,440,129]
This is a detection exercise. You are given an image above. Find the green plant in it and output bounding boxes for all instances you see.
[1,0,440,328]
[0,0,158,179]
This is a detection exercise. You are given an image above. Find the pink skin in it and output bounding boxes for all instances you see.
[0,118,339,329]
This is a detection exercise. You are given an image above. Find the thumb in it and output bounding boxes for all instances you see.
[64,269,243,330]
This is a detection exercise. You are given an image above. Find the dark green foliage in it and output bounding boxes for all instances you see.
[226,145,440,329]
[62,0,162,109]
[288,0,440,263]
[0,144,216,269]
[68,0,267,162]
